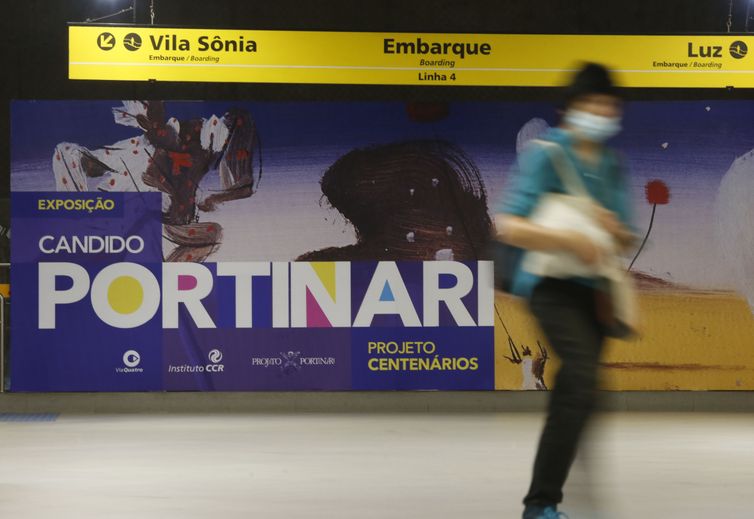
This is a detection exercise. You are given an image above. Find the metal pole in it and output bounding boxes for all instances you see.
[726,0,736,32]
[84,7,134,23]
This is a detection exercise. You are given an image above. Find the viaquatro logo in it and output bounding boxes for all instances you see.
[123,350,141,367]
[117,349,144,374]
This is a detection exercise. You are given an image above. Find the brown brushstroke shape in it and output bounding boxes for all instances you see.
[298,140,491,261]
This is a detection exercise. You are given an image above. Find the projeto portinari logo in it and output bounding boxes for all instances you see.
[116,349,144,374]
[251,351,337,375]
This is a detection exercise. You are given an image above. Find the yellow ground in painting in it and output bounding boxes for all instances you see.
[494,290,754,390]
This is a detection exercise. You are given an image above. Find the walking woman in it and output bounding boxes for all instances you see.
[496,63,636,519]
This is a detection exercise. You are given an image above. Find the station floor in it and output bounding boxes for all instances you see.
[0,412,751,519]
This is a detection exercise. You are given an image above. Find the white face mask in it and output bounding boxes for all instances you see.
[564,109,622,142]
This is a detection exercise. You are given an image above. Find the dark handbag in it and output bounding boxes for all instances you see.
[594,276,639,340]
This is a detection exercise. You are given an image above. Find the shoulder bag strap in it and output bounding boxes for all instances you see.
[530,139,593,201]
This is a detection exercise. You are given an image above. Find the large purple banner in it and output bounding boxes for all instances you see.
[14,98,754,392]
[11,189,494,391]
[11,99,495,392]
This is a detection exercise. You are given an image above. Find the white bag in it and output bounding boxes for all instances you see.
[522,140,639,339]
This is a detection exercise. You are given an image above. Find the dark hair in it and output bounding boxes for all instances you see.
[563,62,619,107]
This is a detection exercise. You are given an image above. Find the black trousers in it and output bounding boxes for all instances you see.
[523,278,606,508]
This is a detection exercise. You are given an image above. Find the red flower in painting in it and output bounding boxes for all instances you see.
[629,180,671,271]
[645,180,670,205]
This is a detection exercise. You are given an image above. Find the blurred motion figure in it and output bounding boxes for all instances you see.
[495,63,635,519]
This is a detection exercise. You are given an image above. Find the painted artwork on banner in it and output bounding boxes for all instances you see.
[9,99,754,391]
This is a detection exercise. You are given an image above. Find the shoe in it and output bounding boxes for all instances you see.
[523,505,570,519]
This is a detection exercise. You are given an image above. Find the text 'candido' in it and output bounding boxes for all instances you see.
[38,261,494,329]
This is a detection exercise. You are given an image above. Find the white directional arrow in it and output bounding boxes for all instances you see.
[98,33,115,50]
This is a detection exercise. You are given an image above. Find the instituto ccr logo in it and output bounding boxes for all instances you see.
[167,348,224,374]
[208,349,223,364]
[123,350,141,368]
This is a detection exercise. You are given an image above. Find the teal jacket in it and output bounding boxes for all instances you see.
[496,127,634,298]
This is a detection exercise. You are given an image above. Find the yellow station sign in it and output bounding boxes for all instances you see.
[69,25,754,87]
